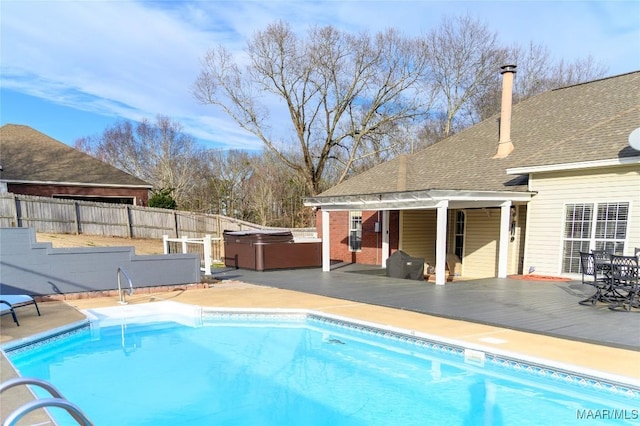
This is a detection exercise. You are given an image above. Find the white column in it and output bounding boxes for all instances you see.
[162,235,169,254]
[322,209,331,271]
[435,202,448,285]
[498,201,512,278]
[381,210,390,268]
[203,234,212,276]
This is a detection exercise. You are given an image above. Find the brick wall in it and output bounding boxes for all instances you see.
[8,184,149,205]
[316,209,399,265]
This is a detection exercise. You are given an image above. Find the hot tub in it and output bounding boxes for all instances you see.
[223,230,321,271]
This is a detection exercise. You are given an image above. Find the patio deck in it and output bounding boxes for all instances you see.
[212,263,640,351]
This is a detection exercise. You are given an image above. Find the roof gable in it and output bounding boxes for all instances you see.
[0,124,151,188]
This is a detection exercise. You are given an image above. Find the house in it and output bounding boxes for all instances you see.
[305,68,640,285]
[0,124,152,205]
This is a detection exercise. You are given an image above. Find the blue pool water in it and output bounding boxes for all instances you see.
[5,310,639,425]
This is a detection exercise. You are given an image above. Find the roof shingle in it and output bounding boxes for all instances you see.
[319,71,640,197]
[0,124,151,187]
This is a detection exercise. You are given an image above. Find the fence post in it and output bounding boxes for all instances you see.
[181,236,188,254]
[162,235,169,254]
[11,193,19,227]
[203,234,212,276]
[74,201,80,235]
[125,205,133,238]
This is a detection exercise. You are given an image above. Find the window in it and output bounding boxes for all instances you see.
[562,202,629,273]
[454,211,465,260]
[349,210,362,252]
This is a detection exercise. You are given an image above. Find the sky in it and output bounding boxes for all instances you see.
[1,0,639,151]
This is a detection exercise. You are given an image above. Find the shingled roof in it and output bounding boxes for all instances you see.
[0,124,151,188]
[317,71,640,198]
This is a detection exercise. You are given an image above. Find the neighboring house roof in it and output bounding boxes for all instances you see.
[0,124,152,188]
[312,71,640,201]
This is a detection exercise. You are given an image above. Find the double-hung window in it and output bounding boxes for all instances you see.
[562,202,629,273]
[349,211,362,252]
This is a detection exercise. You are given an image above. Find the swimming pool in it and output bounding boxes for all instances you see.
[3,302,639,425]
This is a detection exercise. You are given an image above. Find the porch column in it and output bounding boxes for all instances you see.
[498,201,512,278]
[322,209,331,271]
[435,201,449,285]
[381,210,390,267]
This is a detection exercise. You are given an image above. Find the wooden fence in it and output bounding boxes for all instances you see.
[0,193,317,240]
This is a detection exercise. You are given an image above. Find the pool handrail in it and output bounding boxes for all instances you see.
[116,267,134,304]
[0,377,93,426]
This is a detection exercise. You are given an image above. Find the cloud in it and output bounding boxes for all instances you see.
[1,0,638,151]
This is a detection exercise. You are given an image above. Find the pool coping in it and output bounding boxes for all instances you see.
[3,300,639,399]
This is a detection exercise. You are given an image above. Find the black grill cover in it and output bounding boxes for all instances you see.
[385,250,425,280]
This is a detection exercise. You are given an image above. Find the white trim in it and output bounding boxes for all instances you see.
[381,210,390,268]
[322,210,331,272]
[498,202,511,278]
[435,202,448,285]
[506,157,640,175]
[348,210,363,252]
[560,201,632,273]
[305,189,534,211]
[2,179,152,189]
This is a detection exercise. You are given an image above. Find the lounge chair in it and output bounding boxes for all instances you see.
[0,295,41,326]
[0,302,19,326]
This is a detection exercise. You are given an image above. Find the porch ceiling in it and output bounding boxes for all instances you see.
[304,189,535,211]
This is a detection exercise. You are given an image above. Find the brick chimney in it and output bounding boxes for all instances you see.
[493,64,517,159]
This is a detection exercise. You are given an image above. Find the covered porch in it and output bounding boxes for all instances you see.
[305,189,534,285]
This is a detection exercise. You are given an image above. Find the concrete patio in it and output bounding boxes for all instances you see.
[211,264,640,350]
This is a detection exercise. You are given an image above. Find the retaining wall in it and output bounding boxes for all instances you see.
[0,227,200,296]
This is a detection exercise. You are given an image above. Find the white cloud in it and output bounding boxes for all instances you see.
[1,0,638,150]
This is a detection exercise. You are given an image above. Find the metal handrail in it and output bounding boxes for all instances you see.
[117,267,134,304]
[1,377,93,426]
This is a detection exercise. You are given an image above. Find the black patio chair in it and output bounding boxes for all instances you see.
[578,252,610,306]
[608,255,639,312]
[591,249,612,267]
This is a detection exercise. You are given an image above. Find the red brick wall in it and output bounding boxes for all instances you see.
[8,184,149,206]
[316,209,399,265]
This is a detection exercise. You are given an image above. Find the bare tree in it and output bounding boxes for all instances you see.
[194,21,434,195]
[244,150,312,227]
[425,14,504,139]
[469,42,609,122]
[76,116,204,208]
[205,150,254,219]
